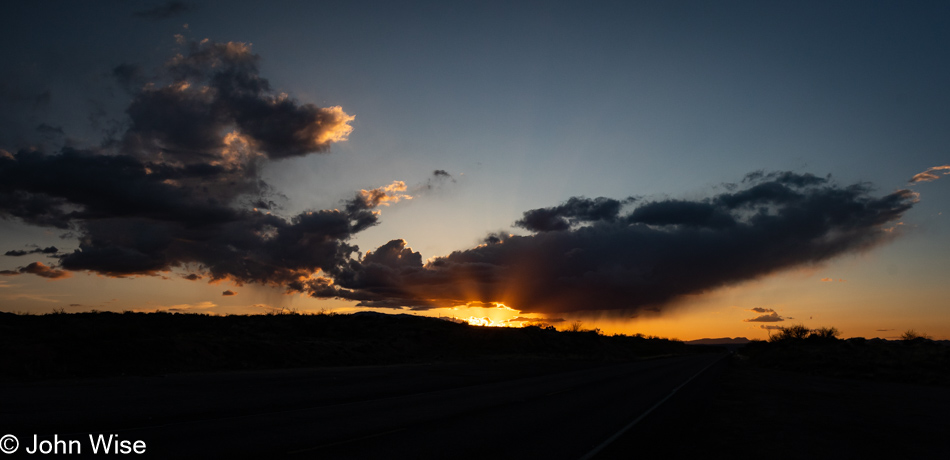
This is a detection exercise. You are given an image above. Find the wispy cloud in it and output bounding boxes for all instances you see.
[909,165,950,184]
[138,301,217,313]
[4,246,58,257]
[1,292,68,303]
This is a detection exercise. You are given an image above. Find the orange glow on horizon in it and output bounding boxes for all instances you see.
[465,316,508,327]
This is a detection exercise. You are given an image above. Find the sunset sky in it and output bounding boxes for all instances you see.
[2,1,948,340]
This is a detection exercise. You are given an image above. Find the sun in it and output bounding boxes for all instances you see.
[465,316,506,327]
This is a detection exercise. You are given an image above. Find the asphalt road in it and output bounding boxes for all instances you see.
[2,353,726,459]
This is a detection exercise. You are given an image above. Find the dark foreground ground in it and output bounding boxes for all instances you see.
[627,359,950,459]
[2,312,948,458]
[0,311,696,381]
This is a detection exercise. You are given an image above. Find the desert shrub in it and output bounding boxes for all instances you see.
[768,324,811,342]
[808,326,840,341]
[901,329,932,341]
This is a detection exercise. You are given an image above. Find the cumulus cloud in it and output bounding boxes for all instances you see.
[120,39,354,163]
[309,172,915,317]
[222,290,236,296]
[0,38,373,286]
[909,165,950,184]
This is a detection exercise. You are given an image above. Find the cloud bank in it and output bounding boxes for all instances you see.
[313,172,916,316]
[0,37,918,319]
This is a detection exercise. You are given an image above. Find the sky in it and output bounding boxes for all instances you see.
[1,0,948,340]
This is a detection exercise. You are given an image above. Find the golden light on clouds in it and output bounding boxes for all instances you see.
[314,106,355,145]
[909,165,950,184]
[358,181,412,207]
[217,131,263,168]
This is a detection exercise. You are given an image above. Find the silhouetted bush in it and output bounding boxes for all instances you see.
[768,324,810,342]
[740,326,950,386]
[901,329,932,342]
[807,326,840,343]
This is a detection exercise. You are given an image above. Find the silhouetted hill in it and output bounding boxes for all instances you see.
[686,337,750,345]
[0,311,702,380]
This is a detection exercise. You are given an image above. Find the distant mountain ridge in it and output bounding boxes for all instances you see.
[686,337,750,346]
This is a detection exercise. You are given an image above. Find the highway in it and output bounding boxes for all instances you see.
[3,353,726,459]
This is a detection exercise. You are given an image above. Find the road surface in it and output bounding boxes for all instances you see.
[2,353,725,459]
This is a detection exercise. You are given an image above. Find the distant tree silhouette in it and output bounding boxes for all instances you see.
[768,324,810,342]
[807,326,840,342]
[901,329,932,341]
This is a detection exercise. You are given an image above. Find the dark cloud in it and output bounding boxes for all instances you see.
[417,169,456,193]
[481,231,511,245]
[121,40,354,163]
[310,172,915,317]
[509,316,565,323]
[112,64,146,94]
[36,123,64,139]
[5,246,58,257]
[744,311,786,322]
[514,197,623,232]
[0,39,368,285]
[628,200,735,229]
[134,1,191,19]
[222,290,236,296]
[182,273,202,281]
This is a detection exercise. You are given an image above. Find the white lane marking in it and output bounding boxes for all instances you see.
[578,354,726,460]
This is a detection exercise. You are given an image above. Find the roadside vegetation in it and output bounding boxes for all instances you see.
[0,310,702,381]
[741,324,950,386]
